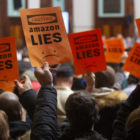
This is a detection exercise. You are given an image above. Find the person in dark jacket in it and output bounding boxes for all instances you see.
[112,83,140,140]
[15,62,57,140]
[15,62,106,140]
[92,66,128,139]
[59,91,106,140]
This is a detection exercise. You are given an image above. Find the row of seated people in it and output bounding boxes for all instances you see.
[0,61,140,140]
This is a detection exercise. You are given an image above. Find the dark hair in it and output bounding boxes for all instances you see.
[125,108,140,140]
[56,64,73,79]
[65,92,99,131]
[95,66,115,88]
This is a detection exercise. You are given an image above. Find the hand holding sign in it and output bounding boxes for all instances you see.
[34,62,53,86]
[15,75,32,95]
[69,29,106,75]
[85,71,95,93]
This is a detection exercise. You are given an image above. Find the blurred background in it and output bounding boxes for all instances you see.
[0,0,140,58]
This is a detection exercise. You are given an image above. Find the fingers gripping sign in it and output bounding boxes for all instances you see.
[85,71,96,93]
[14,75,32,95]
[34,62,53,86]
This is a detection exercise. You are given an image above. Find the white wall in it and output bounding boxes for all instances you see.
[72,0,95,33]
[134,0,140,19]
[28,0,40,9]
[134,0,140,33]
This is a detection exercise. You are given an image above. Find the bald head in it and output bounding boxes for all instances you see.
[0,91,18,100]
[0,92,22,122]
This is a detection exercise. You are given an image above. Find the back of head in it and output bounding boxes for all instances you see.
[0,110,9,140]
[125,108,140,140]
[65,92,99,131]
[95,66,115,88]
[56,64,74,79]
[0,92,22,122]
[56,64,74,87]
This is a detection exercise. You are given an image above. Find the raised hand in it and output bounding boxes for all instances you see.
[85,71,95,93]
[34,62,53,86]
[15,75,32,95]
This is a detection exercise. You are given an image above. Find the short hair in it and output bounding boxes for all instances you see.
[95,66,115,88]
[56,64,74,79]
[65,92,99,130]
[0,92,22,122]
[125,108,140,140]
[0,110,9,140]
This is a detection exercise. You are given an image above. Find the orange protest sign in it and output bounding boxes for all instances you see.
[0,81,15,92]
[104,38,125,63]
[136,18,140,35]
[0,37,19,91]
[20,7,72,67]
[122,42,140,78]
[69,29,107,75]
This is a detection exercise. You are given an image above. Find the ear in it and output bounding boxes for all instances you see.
[68,77,73,88]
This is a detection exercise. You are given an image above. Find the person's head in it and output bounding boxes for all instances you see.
[0,110,9,140]
[125,108,140,140]
[65,92,99,131]
[56,64,74,88]
[0,92,22,122]
[95,66,115,88]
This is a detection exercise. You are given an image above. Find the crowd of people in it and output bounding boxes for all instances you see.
[0,42,140,140]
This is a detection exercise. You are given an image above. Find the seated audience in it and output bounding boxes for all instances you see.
[112,83,140,140]
[15,62,107,140]
[91,66,128,139]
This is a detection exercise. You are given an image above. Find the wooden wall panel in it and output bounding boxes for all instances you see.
[0,0,9,37]
[41,0,52,7]
[65,0,73,33]
[95,0,134,37]
[0,0,73,43]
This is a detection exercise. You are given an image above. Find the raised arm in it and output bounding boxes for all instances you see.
[31,62,57,140]
[15,75,36,120]
[85,71,95,93]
